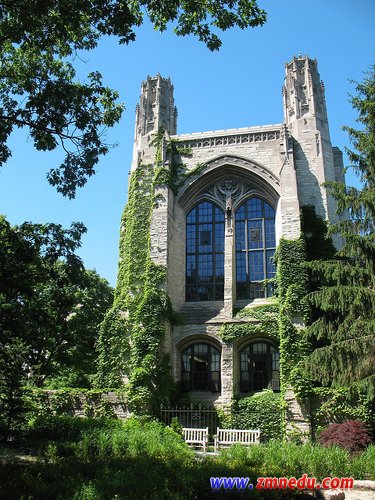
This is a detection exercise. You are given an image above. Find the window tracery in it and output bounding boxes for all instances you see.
[185,179,276,302]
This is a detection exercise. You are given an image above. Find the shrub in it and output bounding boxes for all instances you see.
[218,441,353,480]
[24,414,121,442]
[231,391,282,441]
[75,417,193,463]
[170,416,183,436]
[318,420,372,453]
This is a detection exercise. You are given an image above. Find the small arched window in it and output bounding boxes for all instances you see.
[235,197,276,299]
[240,342,280,392]
[186,201,225,301]
[181,343,221,392]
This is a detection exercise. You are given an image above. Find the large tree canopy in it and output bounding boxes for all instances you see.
[0,215,113,388]
[0,0,266,197]
[302,65,375,396]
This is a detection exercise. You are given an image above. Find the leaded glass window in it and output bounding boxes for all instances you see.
[186,201,224,301]
[235,197,276,299]
[240,342,280,392]
[181,343,221,392]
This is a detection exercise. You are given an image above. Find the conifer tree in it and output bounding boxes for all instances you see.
[302,65,375,396]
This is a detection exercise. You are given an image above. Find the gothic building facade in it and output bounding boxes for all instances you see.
[126,56,345,406]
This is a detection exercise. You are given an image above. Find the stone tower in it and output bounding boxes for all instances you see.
[131,74,177,170]
[283,56,345,224]
[120,56,345,410]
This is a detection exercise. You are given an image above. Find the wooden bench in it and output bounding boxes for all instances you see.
[214,428,260,452]
[182,427,209,452]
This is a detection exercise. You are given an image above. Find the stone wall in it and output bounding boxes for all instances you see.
[31,390,129,419]
[172,125,283,178]
[284,388,311,442]
[123,57,346,424]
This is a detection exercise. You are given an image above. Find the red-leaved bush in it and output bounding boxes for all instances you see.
[318,420,372,453]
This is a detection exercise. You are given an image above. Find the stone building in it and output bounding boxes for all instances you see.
[126,55,345,406]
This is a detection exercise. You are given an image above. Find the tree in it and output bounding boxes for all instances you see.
[0,216,113,388]
[47,270,114,388]
[302,65,375,396]
[0,339,29,438]
[0,1,266,197]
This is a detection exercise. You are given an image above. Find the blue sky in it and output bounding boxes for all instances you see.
[0,0,374,287]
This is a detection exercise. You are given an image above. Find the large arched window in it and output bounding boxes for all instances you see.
[186,201,224,301]
[240,342,280,392]
[181,343,221,392]
[235,197,276,299]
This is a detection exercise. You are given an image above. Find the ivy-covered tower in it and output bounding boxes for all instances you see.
[98,56,346,434]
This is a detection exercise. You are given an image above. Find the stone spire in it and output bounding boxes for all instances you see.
[282,55,339,224]
[132,74,177,169]
[283,55,329,137]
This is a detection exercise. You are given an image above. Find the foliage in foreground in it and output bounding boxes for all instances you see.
[1,416,374,499]
[318,420,373,453]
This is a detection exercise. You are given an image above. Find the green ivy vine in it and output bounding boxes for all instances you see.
[219,303,279,341]
[275,238,311,399]
[96,130,175,415]
[26,388,126,419]
[154,132,206,194]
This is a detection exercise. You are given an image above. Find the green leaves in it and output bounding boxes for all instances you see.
[0,216,113,389]
[220,303,279,341]
[0,1,266,195]
[171,0,266,51]
[0,45,124,197]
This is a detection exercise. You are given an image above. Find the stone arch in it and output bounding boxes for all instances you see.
[176,335,223,393]
[176,333,223,351]
[177,155,280,213]
[235,337,280,393]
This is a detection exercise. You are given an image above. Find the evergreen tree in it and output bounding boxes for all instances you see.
[302,65,375,396]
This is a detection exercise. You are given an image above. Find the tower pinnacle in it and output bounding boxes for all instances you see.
[132,75,177,169]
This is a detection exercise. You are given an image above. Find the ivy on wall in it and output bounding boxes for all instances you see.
[275,238,310,398]
[95,128,215,414]
[157,134,206,194]
[219,303,279,341]
[230,391,283,442]
[26,388,126,419]
[96,131,175,415]
[311,387,375,434]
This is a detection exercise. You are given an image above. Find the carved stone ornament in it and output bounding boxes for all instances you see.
[214,177,245,205]
[203,176,255,210]
[218,178,238,195]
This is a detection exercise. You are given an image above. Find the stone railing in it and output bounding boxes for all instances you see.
[173,129,281,151]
